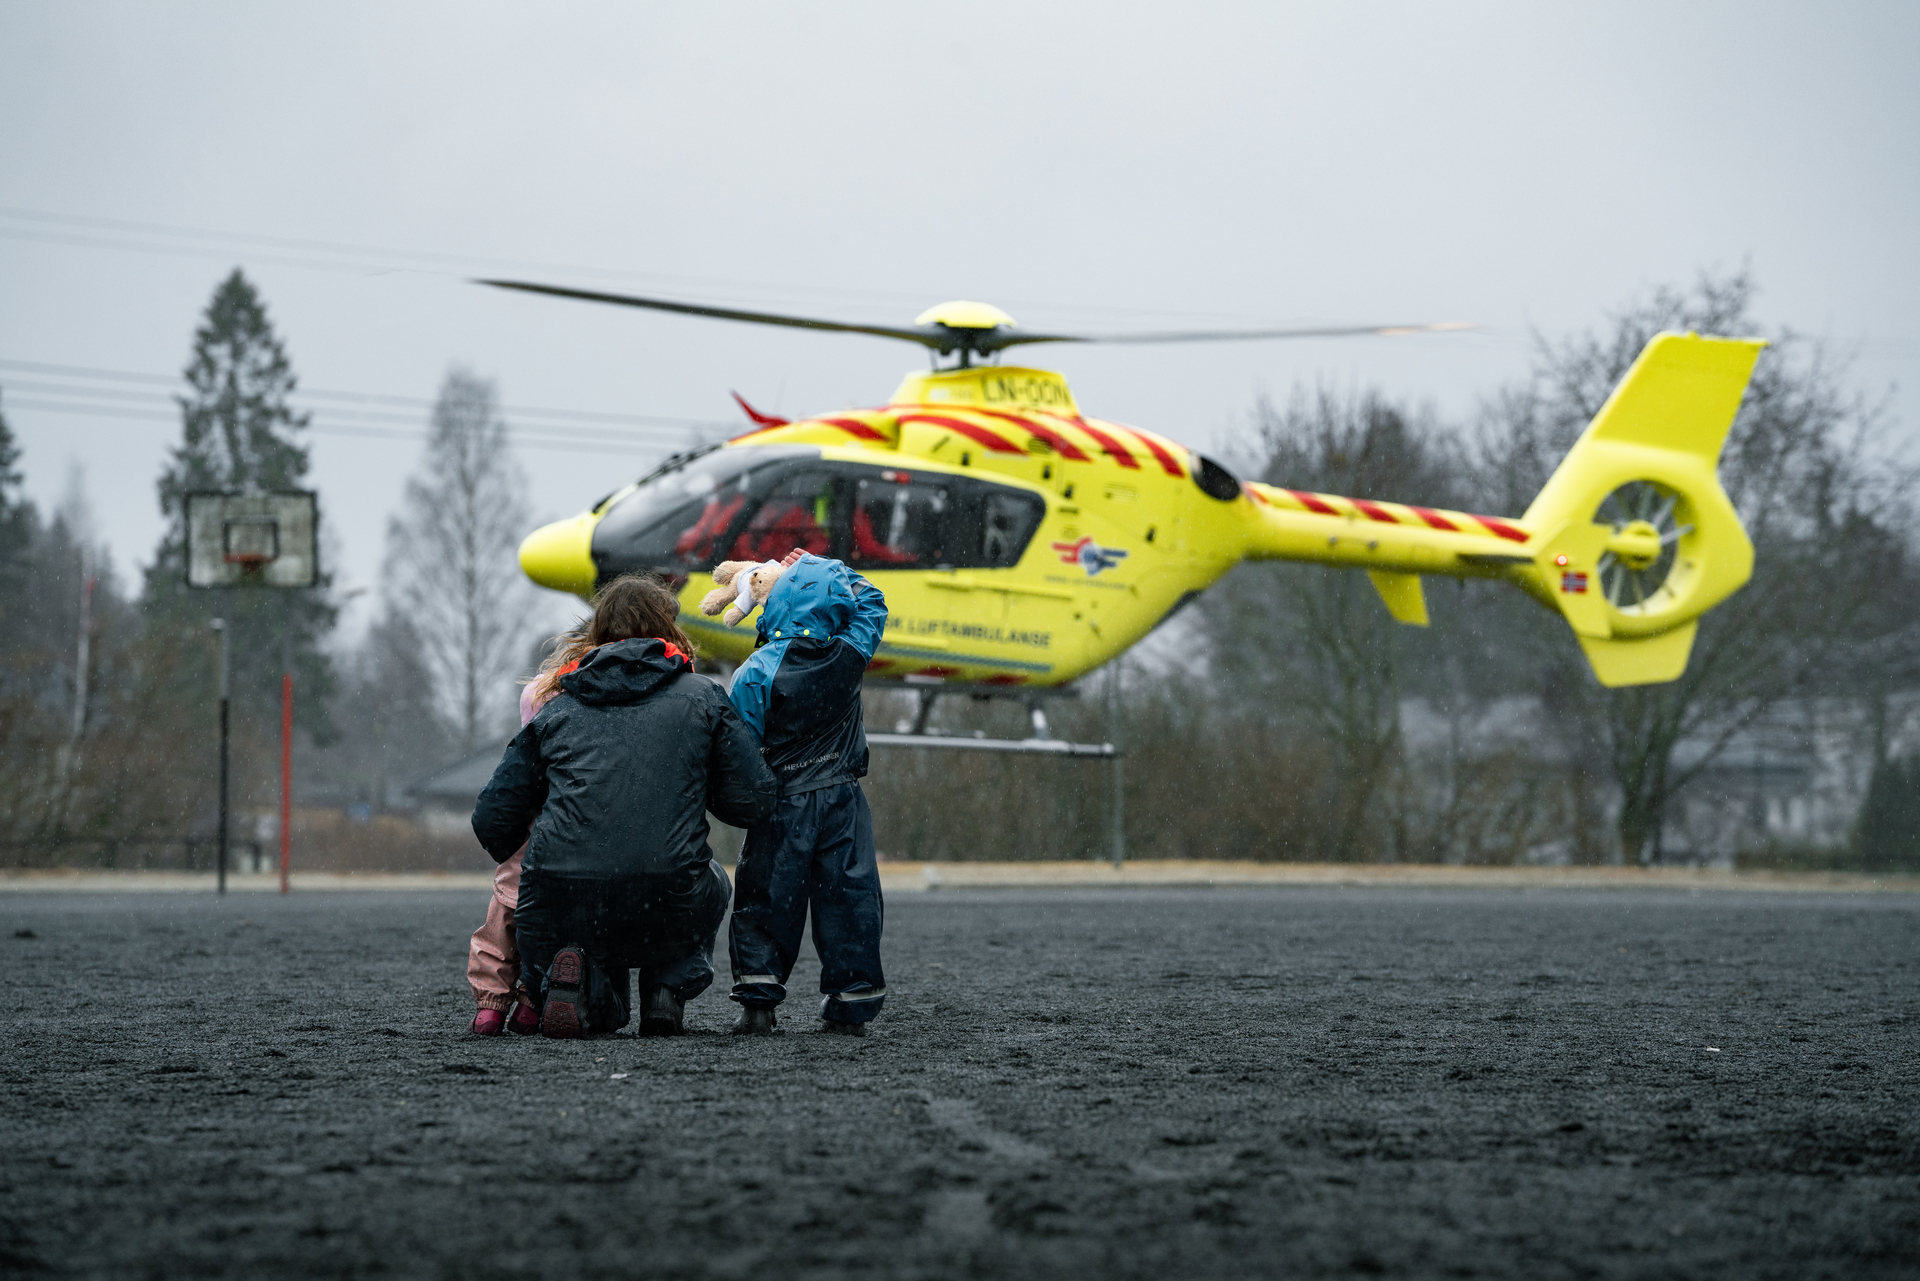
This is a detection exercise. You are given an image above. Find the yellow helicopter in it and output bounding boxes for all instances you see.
[494,282,1763,690]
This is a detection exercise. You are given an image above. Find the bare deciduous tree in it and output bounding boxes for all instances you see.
[385,369,541,754]
[1204,391,1460,860]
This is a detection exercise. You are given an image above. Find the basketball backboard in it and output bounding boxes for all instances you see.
[185,491,318,588]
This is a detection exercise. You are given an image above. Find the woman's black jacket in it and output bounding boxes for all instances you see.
[471,639,777,881]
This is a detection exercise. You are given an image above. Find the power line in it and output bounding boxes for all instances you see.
[3,377,700,443]
[0,208,955,316]
[0,357,739,433]
[0,378,691,443]
[2,396,673,456]
[0,204,1289,325]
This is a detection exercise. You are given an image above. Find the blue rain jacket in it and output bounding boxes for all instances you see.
[728,555,887,797]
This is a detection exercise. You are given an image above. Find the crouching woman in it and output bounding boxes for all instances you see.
[471,575,777,1038]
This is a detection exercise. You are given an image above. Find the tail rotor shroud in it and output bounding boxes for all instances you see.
[1594,481,1691,611]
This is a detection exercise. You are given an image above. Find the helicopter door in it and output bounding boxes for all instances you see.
[850,471,948,569]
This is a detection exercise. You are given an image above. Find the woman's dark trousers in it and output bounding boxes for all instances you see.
[728,782,886,1024]
[516,859,731,1033]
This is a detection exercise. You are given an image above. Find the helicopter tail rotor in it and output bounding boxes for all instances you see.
[1517,331,1766,686]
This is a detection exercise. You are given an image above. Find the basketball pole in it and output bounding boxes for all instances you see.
[187,491,318,896]
[212,618,230,896]
[279,624,292,894]
[279,671,292,894]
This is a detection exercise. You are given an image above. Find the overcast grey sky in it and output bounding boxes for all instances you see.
[2,2,1914,635]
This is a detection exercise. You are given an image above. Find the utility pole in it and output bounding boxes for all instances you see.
[280,627,293,895]
[69,545,95,746]
[53,545,96,806]
[1109,656,1125,870]
[212,618,230,896]
[279,671,292,893]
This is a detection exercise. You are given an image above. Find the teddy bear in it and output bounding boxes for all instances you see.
[700,559,788,627]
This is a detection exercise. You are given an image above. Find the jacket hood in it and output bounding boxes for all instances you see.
[559,637,693,706]
[757,554,854,646]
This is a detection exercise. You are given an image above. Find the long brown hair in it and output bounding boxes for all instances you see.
[526,574,696,704]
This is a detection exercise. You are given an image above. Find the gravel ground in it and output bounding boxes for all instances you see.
[2,886,1915,1280]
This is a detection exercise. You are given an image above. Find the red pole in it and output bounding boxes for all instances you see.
[280,671,293,894]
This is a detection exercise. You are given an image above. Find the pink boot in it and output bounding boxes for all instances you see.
[508,1002,540,1036]
[470,1008,507,1037]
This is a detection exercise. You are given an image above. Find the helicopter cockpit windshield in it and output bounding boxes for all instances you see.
[589,446,1047,582]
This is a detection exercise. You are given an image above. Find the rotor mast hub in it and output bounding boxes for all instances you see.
[915,300,1018,368]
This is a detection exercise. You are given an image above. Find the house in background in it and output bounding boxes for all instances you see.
[406,750,504,839]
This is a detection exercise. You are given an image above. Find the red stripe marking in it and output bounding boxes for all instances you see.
[1113,425,1184,477]
[819,415,890,443]
[1059,416,1140,469]
[1409,506,1459,532]
[1352,499,1402,525]
[1474,515,1530,544]
[895,412,1023,454]
[1243,483,1270,504]
[1285,489,1340,515]
[969,409,1092,461]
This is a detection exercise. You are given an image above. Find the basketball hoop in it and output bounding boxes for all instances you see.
[222,517,280,568]
[186,492,317,588]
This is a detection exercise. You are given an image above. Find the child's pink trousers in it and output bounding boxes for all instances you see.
[466,685,541,1011]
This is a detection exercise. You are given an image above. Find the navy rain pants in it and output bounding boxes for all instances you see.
[517,860,731,1034]
[728,782,886,1024]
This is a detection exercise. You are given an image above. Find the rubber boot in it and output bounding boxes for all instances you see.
[819,1019,866,1038]
[730,1006,778,1036]
[639,985,685,1037]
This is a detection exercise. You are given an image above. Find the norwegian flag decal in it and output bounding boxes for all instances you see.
[1560,570,1589,594]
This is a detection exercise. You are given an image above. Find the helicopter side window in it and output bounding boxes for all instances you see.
[593,457,757,574]
[849,472,947,569]
[977,489,1044,567]
[592,446,835,577]
[731,469,838,563]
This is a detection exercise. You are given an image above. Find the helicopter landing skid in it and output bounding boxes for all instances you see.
[863,681,1114,756]
[860,677,1126,865]
[863,733,1115,757]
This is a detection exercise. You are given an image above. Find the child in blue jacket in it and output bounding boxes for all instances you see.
[725,553,888,1036]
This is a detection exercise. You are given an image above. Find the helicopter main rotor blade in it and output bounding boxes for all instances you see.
[477,279,950,349]
[983,320,1476,351]
[479,278,1474,357]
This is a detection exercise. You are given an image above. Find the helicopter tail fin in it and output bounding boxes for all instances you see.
[1517,331,1765,687]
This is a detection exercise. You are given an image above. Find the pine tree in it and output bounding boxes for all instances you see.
[144,269,336,738]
